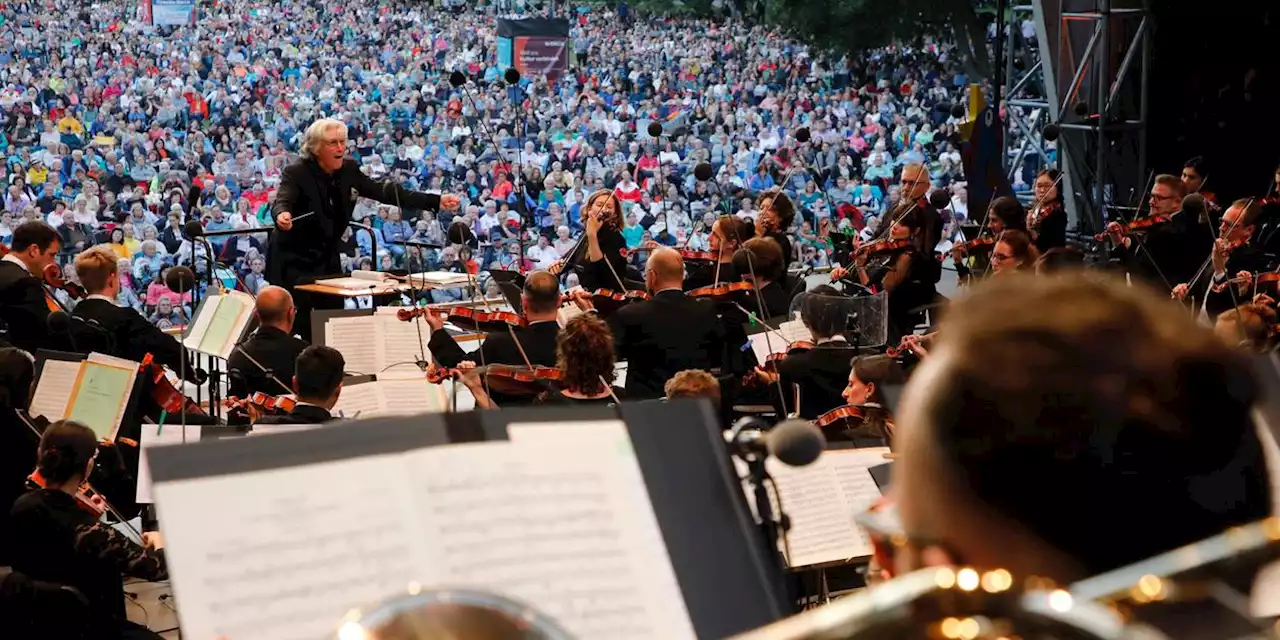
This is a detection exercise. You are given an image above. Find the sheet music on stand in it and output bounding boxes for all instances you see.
[318,308,430,376]
[31,352,140,440]
[146,402,782,640]
[748,319,815,364]
[735,447,890,568]
[331,371,446,420]
[182,289,255,359]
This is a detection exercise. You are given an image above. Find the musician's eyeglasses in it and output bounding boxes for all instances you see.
[991,252,1013,262]
[1149,193,1174,203]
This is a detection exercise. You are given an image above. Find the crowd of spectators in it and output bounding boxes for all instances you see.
[0,0,989,328]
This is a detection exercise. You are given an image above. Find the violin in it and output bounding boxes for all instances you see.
[1215,271,1280,291]
[140,354,206,418]
[745,340,815,385]
[1028,201,1061,230]
[954,235,996,255]
[466,364,564,397]
[854,238,912,258]
[1093,214,1173,241]
[688,281,753,300]
[885,333,934,358]
[814,404,869,429]
[27,468,106,518]
[440,306,529,330]
[43,263,86,299]
[677,249,716,262]
[226,392,298,419]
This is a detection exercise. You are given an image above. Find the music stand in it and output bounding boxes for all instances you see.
[146,400,785,639]
[488,269,525,313]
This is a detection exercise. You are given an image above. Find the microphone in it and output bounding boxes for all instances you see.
[928,188,952,211]
[1181,193,1207,219]
[449,70,466,88]
[730,417,826,467]
[647,121,663,138]
[503,67,521,85]
[795,127,811,144]
[164,265,198,294]
[693,162,714,182]
[447,220,476,246]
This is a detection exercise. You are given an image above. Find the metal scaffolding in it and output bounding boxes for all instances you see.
[1001,5,1055,205]
[1026,0,1151,235]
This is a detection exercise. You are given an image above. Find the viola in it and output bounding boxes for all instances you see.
[954,235,996,254]
[688,281,753,300]
[43,263,86,299]
[468,364,564,397]
[140,354,206,418]
[27,468,105,518]
[814,404,869,429]
[1093,214,1173,241]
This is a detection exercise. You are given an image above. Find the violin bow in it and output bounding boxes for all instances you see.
[740,248,791,418]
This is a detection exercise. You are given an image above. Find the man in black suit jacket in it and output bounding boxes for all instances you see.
[270,118,462,341]
[0,222,61,353]
[70,248,203,384]
[256,345,344,424]
[575,248,725,399]
[423,270,561,370]
[228,285,308,398]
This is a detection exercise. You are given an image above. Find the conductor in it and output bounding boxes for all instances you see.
[270,118,461,340]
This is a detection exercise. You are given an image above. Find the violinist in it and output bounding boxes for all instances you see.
[989,230,1040,276]
[877,164,942,257]
[754,188,796,273]
[0,221,60,353]
[1172,198,1269,318]
[1180,156,1218,210]
[751,285,860,419]
[951,196,1027,282]
[424,270,561,372]
[550,189,628,291]
[70,247,204,385]
[9,420,168,639]
[255,346,344,424]
[1027,169,1067,253]
[227,286,309,398]
[571,248,725,399]
[731,236,790,318]
[664,369,722,407]
[829,355,901,447]
[1105,174,1209,294]
[829,209,937,341]
[1213,302,1275,353]
[684,216,754,290]
[462,314,623,408]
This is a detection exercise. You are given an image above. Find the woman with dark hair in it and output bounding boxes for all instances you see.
[991,229,1041,276]
[1028,168,1067,253]
[550,189,628,290]
[755,188,795,273]
[751,285,861,419]
[9,420,168,640]
[463,314,623,407]
[952,195,1028,281]
[0,347,36,565]
[731,236,790,318]
[833,355,903,447]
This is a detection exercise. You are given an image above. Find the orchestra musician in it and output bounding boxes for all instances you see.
[70,247,204,384]
[550,189,628,291]
[0,347,35,565]
[9,420,168,640]
[833,355,901,447]
[270,118,461,341]
[731,237,791,318]
[988,230,1039,276]
[1180,156,1217,209]
[951,195,1027,282]
[1105,174,1210,294]
[571,247,725,399]
[1214,302,1275,353]
[829,209,937,341]
[1171,198,1269,318]
[751,285,859,420]
[255,345,345,424]
[754,188,797,273]
[888,274,1270,582]
[879,163,943,262]
[663,369,722,408]
[683,215,754,289]
[462,313,623,408]
[424,270,561,370]
[227,286,308,398]
[1027,168,1066,253]
[0,222,61,353]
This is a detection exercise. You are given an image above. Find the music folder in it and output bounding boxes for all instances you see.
[146,401,782,640]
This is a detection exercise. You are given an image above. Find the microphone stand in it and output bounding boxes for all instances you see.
[729,417,790,600]
[385,183,431,373]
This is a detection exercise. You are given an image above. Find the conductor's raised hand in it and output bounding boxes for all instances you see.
[276,212,293,231]
[440,194,461,210]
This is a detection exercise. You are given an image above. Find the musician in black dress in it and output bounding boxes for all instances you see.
[0,222,60,353]
[751,285,859,420]
[684,215,753,289]
[255,346,345,424]
[9,420,168,639]
[833,355,901,447]
[755,188,795,273]
[552,189,629,291]
[227,286,308,398]
[271,118,461,341]
[952,196,1026,282]
[1027,168,1067,254]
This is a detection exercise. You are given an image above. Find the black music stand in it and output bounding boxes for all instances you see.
[147,400,786,639]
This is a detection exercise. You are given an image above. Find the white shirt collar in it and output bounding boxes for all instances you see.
[1,253,29,273]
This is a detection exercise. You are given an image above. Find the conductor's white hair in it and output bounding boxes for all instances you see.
[301,119,348,160]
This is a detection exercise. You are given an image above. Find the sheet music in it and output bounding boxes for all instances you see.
[331,380,381,420]
[197,291,254,359]
[826,448,890,557]
[67,354,139,440]
[557,302,585,328]
[1251,424,1280,617]
[376,314,429,368]
[324,316,379,376]
[765,456,872,566]
[137,425,202,504]
[30,358,81,421]
[408,427,696,640]
[749,330,790,364]
[153,455,423,640]
[377,370,444,416]
[778,319,814,343]
[314,276,382,290]
[182,296,220,351]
